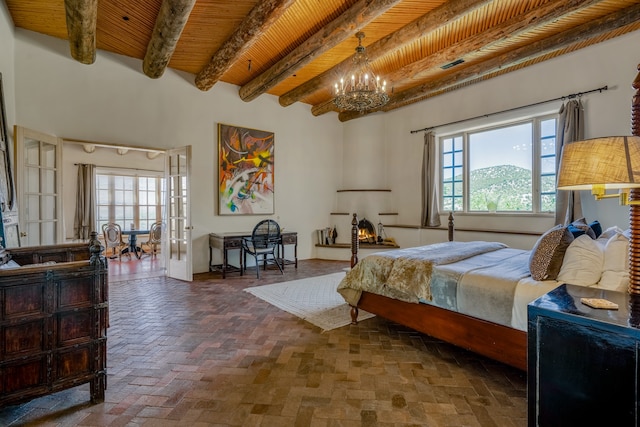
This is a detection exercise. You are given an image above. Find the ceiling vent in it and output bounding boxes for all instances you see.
[441,59,465,70]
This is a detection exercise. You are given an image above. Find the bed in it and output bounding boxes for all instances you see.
[338,62,640,371]
[339,215,632,370]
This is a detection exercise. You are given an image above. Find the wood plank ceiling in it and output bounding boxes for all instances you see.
[5,0,640,122]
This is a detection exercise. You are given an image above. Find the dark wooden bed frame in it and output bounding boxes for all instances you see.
[347,63,640,372]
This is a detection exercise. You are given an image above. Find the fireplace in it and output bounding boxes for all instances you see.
[358,218,377,244]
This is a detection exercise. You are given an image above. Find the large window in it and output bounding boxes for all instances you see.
[96,169,165,232]
[441,115,557,214]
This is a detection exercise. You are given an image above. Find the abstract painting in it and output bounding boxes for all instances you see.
[218,123,275,215]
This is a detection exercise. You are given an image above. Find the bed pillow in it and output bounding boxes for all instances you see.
[529,225,574,281]
[556,235,604,286]
[597,232,630,291]
[599,226,625,241]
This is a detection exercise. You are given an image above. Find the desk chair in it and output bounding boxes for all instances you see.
[142,222,163,258]
[242,219,283,278]
[102,223,129,260]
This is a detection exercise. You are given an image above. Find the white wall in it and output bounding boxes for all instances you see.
[13,29,343,273]
[343,31,640,249]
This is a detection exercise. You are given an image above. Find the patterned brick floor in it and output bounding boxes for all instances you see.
[0,260,527,426]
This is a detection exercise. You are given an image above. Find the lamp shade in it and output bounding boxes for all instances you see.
[557,136,640,190]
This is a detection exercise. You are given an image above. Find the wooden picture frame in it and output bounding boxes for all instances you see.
[217,123,275,215]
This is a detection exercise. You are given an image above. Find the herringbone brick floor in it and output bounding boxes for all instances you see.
[0,259,527,426]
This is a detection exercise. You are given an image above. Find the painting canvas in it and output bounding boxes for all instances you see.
[218,123,275,215]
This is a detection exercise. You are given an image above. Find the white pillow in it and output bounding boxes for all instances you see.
[596,232,630,291]
[602,232,629,273]
[598,270,629,292]
[598,226,625,241]
[557,234,604,286]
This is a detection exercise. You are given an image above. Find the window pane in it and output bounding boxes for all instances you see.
[443,138,453,153]
[443,153,453,167]
[469,123,532,211]
[541,175,556,193]
[453,136,463,151]
[541,194,556,212]
[541,157,555,174]
[95,173,164,234]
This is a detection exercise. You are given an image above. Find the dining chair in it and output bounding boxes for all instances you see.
[141,221,163,258]
[242,219,283,278]
[101,223,129,260]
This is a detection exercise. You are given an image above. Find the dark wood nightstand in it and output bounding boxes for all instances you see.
[527,284,639,426]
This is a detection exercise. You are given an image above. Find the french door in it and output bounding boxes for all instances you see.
[165,146,192,281]
[14,126,63,246]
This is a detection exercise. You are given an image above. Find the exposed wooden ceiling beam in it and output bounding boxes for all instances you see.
[279,0,493,108]
[238,0,404,103]
[195,0,296,91]
[143,0,196,79]
[312,0,605,117]
[64,0,98,64]
[337,3,640,122]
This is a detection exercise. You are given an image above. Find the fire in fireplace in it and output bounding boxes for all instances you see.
[358,218,377,244]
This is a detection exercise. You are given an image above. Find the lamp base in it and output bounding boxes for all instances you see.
[629,188,640,295]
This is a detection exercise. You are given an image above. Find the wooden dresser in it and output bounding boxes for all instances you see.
[0,240,108,407]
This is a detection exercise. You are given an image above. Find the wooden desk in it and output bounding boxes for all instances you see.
[209,231,297,278]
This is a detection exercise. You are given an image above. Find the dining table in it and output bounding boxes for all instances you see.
[121,229,150,259]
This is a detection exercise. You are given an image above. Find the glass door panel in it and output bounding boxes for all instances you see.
[165,146,192,281]
[15,127,63,246]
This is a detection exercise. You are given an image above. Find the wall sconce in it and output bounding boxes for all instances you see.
[557,135,640,294]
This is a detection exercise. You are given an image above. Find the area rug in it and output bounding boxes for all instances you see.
[244,272,375,331]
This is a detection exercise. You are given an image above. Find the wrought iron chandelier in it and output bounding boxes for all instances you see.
[333,32,388,113]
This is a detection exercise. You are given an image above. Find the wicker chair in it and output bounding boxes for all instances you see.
[141,222,163,258]
[102,223,129,260]
[242,219,283,278]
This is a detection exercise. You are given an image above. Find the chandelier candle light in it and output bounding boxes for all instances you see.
[334,32,388,113]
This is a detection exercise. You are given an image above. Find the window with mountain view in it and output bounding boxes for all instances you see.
[441,115,557,214]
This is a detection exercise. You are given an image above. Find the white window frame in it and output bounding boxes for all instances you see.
[439,113,557,215]
[96,168,165,232]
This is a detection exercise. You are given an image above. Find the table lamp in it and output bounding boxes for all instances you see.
[556,135,640,295]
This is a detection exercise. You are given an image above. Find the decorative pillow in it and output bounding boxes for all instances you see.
[589,220,603,238]
[556,235,604,286]
[529,225,574,281]
[568,218,596,239]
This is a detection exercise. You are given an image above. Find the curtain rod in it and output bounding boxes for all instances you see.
[74,164,161,173]
[410,85,608,134]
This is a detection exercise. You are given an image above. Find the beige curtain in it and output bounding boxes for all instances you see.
[74,164,96,240]
[421,131,441,227]
[555,99,584,225]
